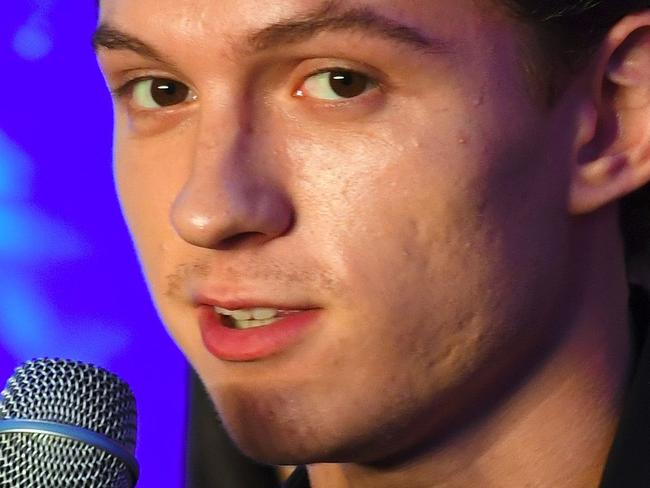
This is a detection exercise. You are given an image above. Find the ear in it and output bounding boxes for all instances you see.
[569,12,650,215]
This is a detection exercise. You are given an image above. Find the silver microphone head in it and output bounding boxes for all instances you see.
[0,358,138,487]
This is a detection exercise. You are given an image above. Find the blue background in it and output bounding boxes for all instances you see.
[1,2,188,486]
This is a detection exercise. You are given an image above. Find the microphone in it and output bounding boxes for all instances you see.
[0,358,139,487]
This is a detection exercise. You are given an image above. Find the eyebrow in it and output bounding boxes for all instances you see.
[93,25,170,65]
[93,1,447,62]
[247,2,447,54]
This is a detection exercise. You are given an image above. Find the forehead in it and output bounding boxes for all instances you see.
[98,0,510,56]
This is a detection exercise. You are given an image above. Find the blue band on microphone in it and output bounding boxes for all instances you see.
[0,419,139,484]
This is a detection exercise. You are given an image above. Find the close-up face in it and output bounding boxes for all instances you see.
[97,0,583,466]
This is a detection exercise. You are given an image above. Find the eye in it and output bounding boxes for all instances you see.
[126,77,196,109]
[295,69,378,101]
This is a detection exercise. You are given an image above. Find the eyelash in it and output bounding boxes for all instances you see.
[110,77,189,101]
[294,66,382,99]
[110,66,380,110]
[110,78,143,100]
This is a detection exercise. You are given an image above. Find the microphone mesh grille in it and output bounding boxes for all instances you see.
[0,358,137,487]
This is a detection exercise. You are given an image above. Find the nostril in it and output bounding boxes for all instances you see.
[217,232,266,250]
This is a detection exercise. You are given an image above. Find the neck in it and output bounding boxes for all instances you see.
[309,223,633,488]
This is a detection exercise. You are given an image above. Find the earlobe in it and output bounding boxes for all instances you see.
[569,15,650,216]
[570,153,635,214]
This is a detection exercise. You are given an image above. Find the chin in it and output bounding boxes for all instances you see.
[219,406,410,467]
[212,399,363,466]
[223,424,337,466]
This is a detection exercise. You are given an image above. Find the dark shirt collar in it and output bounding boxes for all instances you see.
[283,465,310,488]
[599,284,650,486]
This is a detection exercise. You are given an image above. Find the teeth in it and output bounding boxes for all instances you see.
[213,306,282,328]
[232,319,277,330]
[214,306,279,319]
[214,306,235,316]
[252,308,278,320]
[213,306,308,330]
[232,309,254,320]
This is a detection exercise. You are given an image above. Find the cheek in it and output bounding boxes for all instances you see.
[282,141,493,386]
[281,92,564,379]
[113,129,193,300]
[285,113,507,308]
[323,209,499,399]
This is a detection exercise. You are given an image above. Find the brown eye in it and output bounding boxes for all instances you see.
[298,69,377,101]
[150,78,189,106]
[131,78,194,109]
[329,71,371,98]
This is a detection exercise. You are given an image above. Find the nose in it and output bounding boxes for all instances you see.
[170,136,295,250]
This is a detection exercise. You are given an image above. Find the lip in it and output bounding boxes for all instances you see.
[193,293,312,312]
[198,305,321,362]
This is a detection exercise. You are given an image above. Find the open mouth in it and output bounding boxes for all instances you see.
[214,306,304,330]
[199,304,322,361]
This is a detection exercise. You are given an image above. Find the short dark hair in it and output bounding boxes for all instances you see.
[501,1,650,67]
[500,1,650,282]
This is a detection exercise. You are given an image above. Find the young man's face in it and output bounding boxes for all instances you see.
[98,0,579,465]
